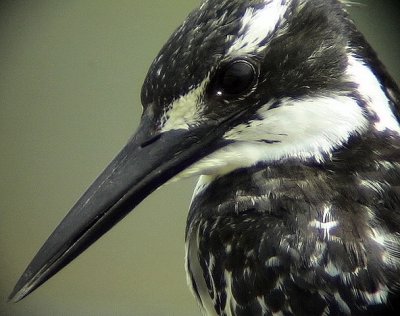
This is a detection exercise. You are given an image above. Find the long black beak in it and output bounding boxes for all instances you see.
[9,113,230,302]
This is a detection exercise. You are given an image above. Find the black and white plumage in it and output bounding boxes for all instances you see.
[9,0,400,315]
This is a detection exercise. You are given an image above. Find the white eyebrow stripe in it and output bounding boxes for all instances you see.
[228,0,291,55]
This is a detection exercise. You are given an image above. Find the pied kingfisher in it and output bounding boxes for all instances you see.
[10,0,400,315]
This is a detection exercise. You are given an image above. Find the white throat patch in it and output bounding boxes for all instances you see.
[178,93,368,180]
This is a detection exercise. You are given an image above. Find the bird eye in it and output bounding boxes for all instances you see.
[215,59,257,96]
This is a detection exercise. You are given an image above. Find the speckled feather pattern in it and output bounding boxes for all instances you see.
[138,0,400,315]
[8,0,400,311]
[187,131,400,315]
[170,0,400,314]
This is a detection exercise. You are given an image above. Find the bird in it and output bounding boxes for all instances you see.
[9,0,400,315]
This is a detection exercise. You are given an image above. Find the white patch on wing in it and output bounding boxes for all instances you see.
[339,0,360,6]
[310,219,338,239]
[346,54,400,133]
[190,175,214,202]
[334,292,351,315]
[309,240,327,268]
[325,261,341,277]
[359,179,385,195]
[228,0,290,56]
[310,205,338,240]
[223,270,237,316]
[178,93,368,178]
[265,256,281,267]
[352,283,389,306]
[370,227,386,247]
[185,225,218,316]
[257,296,269,314]
[160,78,208,132]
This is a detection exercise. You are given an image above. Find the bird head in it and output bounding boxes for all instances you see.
[10,0,400,302]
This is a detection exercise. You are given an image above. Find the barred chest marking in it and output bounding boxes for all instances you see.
[185,158,400,316]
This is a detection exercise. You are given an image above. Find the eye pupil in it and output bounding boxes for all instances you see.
[219,60,256,95]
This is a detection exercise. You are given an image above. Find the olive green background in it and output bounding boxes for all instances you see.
[0,1,399,315]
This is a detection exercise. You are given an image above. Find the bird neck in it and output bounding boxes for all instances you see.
[186,128,400,313]
[188,128,400,228]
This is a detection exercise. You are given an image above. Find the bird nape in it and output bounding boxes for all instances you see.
[9,0,400,315]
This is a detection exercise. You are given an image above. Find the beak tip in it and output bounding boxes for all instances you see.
[8,127,219,303]
[8,273,37,303]
[9,285,36,303]
[8,289,25,303]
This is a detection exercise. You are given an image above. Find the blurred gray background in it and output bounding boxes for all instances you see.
[1,1,399,315]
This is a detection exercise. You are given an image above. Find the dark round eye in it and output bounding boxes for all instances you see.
[217,60,257,96]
